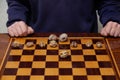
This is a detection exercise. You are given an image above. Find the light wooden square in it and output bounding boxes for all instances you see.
[10,50,22,55]
[32,62,45,68]
[96,55,110,61]
[36,38,48,44]
[85,61,99,68]
[73,68,87,75]
[59,39,70,44]
[93,44,106,50]
[81,38,93,44]
[87,76,102,80]
[47,44,59,50]
[83,50,96,55]
[1,76,16,80]
[5,61,19,68]
[34,50,46,55]
[71,55,84,61]
[100,68,115,75]
[59,76,73,80]
[30,76,44,80]
[70,44,82,50]
[14,38,26,44]
[17,68,31,75]
[20,55,33,61]
[45,68,58,75]
[59,62,72,68]
[23,44,36,50]
[46,55,58,61]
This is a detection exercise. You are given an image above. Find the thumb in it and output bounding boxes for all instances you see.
[27,26,34,34]
[100,28,108,36]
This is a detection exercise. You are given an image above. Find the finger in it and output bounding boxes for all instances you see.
[12,23,23,37]
[114,25,120,37]
[18,21,28,36]
[100,28,108,36]
[7,28,14,37]
[14,22,24,36]
[27,28,31,34]
[109,27,115,36]
[8,24,19,37]
[117,25,120,37]
[11,27,19,37]
[28,27,34,34]
[109,23,118,36]
[115,24,120,37]
[119,34,120,37]
[104,21,113,34]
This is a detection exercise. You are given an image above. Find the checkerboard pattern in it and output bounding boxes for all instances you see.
[0,37,118,80]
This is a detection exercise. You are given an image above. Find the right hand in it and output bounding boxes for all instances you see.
[7,21,34,37]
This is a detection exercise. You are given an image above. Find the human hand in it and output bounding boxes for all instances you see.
[100,21,120,37]
[7,21,34,37]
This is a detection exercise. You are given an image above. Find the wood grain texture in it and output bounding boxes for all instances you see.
[0,34,10,66]
[0,33,120,80]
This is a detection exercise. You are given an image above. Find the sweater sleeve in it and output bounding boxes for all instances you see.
[6,0,30,27]
[97,0,120,26]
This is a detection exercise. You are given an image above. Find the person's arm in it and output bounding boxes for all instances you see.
[7,0,30,26]
[6,0,34,37]
[97,0,120,37]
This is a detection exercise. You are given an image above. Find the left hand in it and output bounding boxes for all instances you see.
[100,21,120,37]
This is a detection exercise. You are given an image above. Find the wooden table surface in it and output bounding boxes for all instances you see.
[0,33,120,76]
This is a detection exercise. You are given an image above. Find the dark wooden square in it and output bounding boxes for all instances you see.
[33,55,46,61]
[73,76,87,80]
[31,68,45,75]
[22,50,34,55]
[82,44,94,49]
[59,56,71,61]
[59,44,70,49]
[70,39,81,44]
[102,76,116,80]
[86,68,100,75]
[16,76,30,80]
[72,61,85,68]
[98,61,112,68]
[47,50,58,55]
[95,50,108,55]
[8,55,21,61]
[45,76,58,80]
[25,39,36,44]
[36,44,47,49]
[3,68,17,75]
[84,55,97,61]
[46,62,58,68]
[19,62,32,68]
[59,68,72,75]
[71,50,83,55]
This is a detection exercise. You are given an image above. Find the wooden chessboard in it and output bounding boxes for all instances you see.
[0,36,120,80]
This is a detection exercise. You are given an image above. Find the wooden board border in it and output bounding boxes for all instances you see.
[106,39,120,79]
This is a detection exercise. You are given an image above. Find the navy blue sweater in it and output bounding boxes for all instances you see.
[6,0,120,33]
